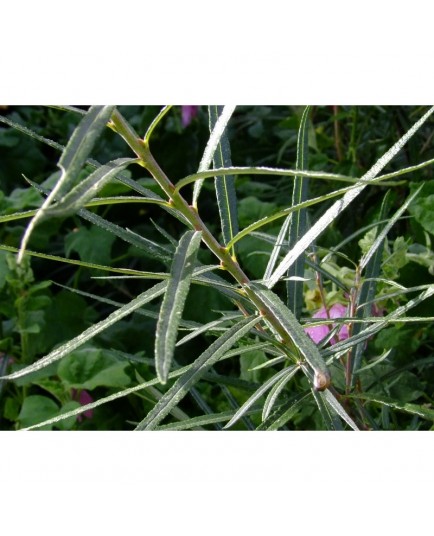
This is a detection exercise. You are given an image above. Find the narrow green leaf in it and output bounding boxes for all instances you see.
[321,389,359,430]
[208,105,239,253]
[58,106,115,194]
[144,106,173,144]
[140,384,203,429]
[155,230,202,384]
[249,282,331,390]
[287,106,311,318]
[349,192,391,383]
[321,216,408,263]
[0,280,168,382]
[311,389,340,430]
[266,106,434,288]
[17,105,115,263]
[262,365,300,421]
[136,316,261,430]
[52,282,200,330]
[20,340,264,431]
[374,157,434,182]
[156,407,261,431]
[360,186,423,271]
[223,366,295,429]
[248,354,286,371]
[43,157,138,218]
[227,181,389,251]
[150,219,179,247]
[219,383,256,430]
[348,393,434,421]
[77,206,173,263]
[188,386,221,430]
[354,349,392,374]
[175,312,243,347]
[179,166,359,193]
[258,392,310,430]
[0,113,65,152]
[192,105,236,206]
[263,219,291,282]
[0,113,166,202]
[0,243,155,276]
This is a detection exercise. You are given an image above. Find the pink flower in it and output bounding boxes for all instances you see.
[71,389,94,421]
[181,105,199,127]
[304,303,349,345]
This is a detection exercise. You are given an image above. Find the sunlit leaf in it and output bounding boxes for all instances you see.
[155,230,202,383]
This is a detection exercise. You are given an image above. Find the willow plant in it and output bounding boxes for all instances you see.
[1,105,433,430]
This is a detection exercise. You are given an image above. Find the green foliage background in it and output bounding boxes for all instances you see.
[0,105,433,430]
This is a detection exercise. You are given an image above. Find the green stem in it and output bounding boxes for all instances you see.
[17,294,30,363]
[333,105,343,162]
[109,109,331,391]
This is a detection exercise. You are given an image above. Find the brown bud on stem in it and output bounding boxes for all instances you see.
[314,370,331,391]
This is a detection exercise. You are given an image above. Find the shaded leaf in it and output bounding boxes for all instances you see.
[17,395,59,430]
[57,347,131,390]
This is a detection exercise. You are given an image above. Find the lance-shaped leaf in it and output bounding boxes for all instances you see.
[0,280,168,382]
[17,105,115,263]
[321,389,359,430]
[249,282,331,391]
[287,106,310,318]
[21,337,266,431]
[42,157,138,218]
[349,192,391,385]
[347,393,434,422]
[193,105,236,206]
[156,407,260,431]
[137,315,261,430]
[223,366,297,429]
[258,392,310,431]
[78,206,173,263]
[155,230,203,384]
[57,106,115,193]
[359,185,423,272]
[144,105,172,144]
[263,218,291,282]
[265,105,434,288]
[175,311,243,347]
[262,365,300,421]
[311,388,340,430]
[208,105,239,254]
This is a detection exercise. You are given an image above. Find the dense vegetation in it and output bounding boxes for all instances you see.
[0,105,433,430]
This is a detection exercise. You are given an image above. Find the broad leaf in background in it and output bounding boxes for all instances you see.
[57,347,131,390]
